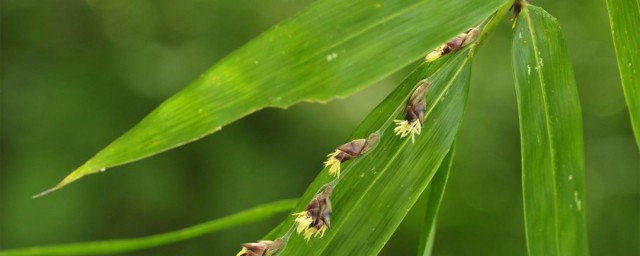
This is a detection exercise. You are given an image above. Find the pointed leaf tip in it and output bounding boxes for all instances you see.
[33,179,72,198]
[33,164,101,198]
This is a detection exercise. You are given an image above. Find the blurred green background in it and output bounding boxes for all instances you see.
[1,0,638,255]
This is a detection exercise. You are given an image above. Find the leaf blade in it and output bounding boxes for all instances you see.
[605,0,640,150]
[512,5,589,256]
[266,47,473,255]
[417,147,454,256]
[0,199,297,256]
[36,0,509,197]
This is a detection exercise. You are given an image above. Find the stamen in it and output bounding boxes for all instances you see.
[323,150,343,177]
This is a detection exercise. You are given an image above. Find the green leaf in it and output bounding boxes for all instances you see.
[264,46,472,255]
[35,0,508,197]
[512,5,590,256]
[605,0,640,150]
[417,146,453,256]
[0,199,296,256]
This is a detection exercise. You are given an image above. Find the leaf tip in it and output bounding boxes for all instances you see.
[32,185,60,199]
[32,164,100,198]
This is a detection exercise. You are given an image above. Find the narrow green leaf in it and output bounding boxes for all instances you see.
[0,199,297,256]
[266,47,472,255]
[255,5,512,254]
[605,0,640,150]
[36,0,508,197]
[416,146,453,256]
[512,5,589,256]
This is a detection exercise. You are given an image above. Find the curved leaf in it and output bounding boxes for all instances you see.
[605,0,640,150]
[35,0,508,197]
[512,5,589,256]
[0,199,296,255]
[266,47,472,255]
[417,146,453,256]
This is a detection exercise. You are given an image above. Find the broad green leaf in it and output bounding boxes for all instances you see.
[416,146,453,256]
[265,47,472,255]
[36,0,508,197]
[605,0,640,150]
[512,5,589,256]
[0,199,296,256]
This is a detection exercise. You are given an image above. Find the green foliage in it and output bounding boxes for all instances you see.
[265,46,472,254]
[35,0,508,197]
[416,148,453,256]
[512,4,589,256]
[0,199,296,255]
[5,0,636,255]
[605,0,640,150]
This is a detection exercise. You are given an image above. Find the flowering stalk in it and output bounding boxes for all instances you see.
[323,132,379,178]
[236,238,285,256]
[425,27,481,62]
[292,186,333,241]
[394,80,430,143]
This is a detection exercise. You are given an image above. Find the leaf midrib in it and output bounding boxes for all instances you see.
[523,7,561,256]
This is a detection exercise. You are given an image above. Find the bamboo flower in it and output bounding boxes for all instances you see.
[394,80,430,143]
[292,187,333,241]
[323,133,379,177]
[236,238,284,256]
[425,27,480,62]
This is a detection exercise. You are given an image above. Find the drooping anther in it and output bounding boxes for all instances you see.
[292,186,333,241]
[425,27,481,62]
[394,80,430,143]
[236,238,284,256]
[324,132,379,177]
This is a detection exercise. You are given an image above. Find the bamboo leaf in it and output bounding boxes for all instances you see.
[0,199,296,256]
[605,0,640,150]
[512,5,589,256]
[417,146,453,256]
[35,0,508,197]
[254,5,512,254]
[264,47,473,255]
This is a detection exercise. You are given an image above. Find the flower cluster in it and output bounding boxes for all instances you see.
[394,80,430,143]
[323,133,378,177]
[237,23,484,253]
[293,186,333,241]
[236,238,284,256]
[425,27,480,62]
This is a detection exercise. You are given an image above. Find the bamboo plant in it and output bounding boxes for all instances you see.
[3,0,638,255]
